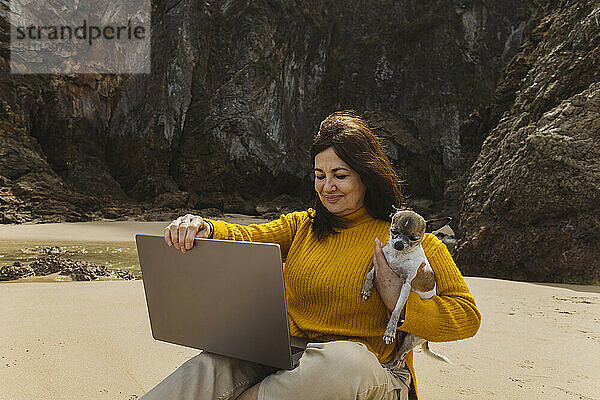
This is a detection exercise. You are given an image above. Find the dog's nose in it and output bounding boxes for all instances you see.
[394,241,405,251]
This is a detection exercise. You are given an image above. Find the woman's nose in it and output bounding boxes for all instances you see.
[323,177,336,192]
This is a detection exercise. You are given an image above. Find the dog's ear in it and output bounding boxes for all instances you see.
[425,216,452,233]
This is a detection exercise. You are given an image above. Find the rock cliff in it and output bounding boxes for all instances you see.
[455,0,600,284]
[0,0,531,221]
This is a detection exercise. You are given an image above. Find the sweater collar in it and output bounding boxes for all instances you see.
[339,206,373,227]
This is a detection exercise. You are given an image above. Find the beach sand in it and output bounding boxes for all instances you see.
[1,278,599,399]
[0,214,269,243]
[1,219,599,399]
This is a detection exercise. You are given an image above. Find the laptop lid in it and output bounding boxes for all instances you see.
[135,234,297,370]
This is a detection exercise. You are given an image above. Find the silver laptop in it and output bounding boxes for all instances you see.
[135,234,310,370]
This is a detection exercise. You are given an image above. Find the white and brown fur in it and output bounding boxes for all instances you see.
[361,207,452,368]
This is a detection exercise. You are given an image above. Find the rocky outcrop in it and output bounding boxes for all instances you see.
[0,262,34,280]
[455,1,600,284]
[0,0,532,222]
[0,255,136,281]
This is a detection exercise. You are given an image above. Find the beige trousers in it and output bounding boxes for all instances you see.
[141,341,411,400]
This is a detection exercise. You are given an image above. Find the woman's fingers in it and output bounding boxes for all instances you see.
[178,222,189,251]
[194,216,210,239]
[373,238,385,274]
[165,215,188,250]
[163,223,173,246]
[177,214,194,252]
[183,216,204,250]
[163,214,208,253]
[372,238,403,312]
[168,219,179,249]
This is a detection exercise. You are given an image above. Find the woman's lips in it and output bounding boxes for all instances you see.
[325,195,343,203]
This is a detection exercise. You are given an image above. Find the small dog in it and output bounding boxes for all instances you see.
[361,207,452,367]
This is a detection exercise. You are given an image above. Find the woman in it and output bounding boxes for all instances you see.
[148,111,481,400]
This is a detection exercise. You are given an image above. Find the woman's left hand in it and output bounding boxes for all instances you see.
[372,238,406,318]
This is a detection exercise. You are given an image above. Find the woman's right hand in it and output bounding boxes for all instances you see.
[163,214,212,253]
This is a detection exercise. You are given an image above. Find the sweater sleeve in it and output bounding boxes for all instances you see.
[203,210,310,260]
[398,234,481,342]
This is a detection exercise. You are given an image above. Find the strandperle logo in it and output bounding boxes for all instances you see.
[14,20,147,46]
[9,0,150,74]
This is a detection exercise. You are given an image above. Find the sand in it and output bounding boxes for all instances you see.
[0,214,269,243]
[1,278,599,400]
[0,281,196,400]
[0,220,172,243]
[413,278,600,400]
[1,219,599,399]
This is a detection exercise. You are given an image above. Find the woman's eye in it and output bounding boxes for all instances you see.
[316,175,347,180]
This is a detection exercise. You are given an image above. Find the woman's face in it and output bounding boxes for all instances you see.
[314,147,367,217]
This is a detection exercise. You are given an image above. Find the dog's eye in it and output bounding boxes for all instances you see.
[390,229,398,235]
[410,234,420,241]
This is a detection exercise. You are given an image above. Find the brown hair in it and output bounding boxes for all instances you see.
[309,110,405,240]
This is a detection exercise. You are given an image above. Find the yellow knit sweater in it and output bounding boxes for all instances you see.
[206,206,481,399]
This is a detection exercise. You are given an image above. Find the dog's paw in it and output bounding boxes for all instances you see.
[360,282,373,300]
[383,332,395,344]
[361,288,372,300]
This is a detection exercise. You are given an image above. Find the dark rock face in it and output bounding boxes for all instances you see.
[0,0,532,222]
[0,65,108,223]
[455,2,600,284]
